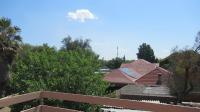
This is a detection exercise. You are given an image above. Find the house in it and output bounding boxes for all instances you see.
[104,59,173,102]
[104,59,171,87]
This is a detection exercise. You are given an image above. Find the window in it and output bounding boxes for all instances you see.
[156,73,162,85]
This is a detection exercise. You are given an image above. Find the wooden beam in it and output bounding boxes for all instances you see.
[41,91,200,112]
[20,106,40,112]
[21,105,82,112]
[40,105,82,112]
[0,91,41,108]
[1,91,200,112]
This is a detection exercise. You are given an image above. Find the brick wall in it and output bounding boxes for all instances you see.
[136,68,170,86]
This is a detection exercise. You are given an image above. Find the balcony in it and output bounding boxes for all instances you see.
[0,91,200,112]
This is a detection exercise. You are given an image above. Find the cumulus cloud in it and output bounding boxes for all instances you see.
[67,9,97,22]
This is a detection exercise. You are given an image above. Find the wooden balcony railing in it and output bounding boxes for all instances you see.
[0,91,200,112]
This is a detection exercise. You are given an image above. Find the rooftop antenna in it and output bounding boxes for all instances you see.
[117,46,119,58]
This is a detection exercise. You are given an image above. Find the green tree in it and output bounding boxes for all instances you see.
[167,49,200,103]
[137,43,157,63]
[106,57,123,69]
[61,36,91,51]
[159,57,170,69]
[8,44,108,111]
[0,17,22,96]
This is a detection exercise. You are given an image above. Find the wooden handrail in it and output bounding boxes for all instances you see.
[21,105,82,112]
[40,105,82,112]
[0,91,200,112]
[41,91,200,112]
[20,106,39,112]
[0,91,41,108]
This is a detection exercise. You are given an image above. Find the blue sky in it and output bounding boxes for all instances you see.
[1,0,200,60]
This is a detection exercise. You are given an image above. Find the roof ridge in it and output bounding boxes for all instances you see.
[157,66,170,73]
[135,67,157,82]
[140,59,157,66]
[133,59,154,65]
[135,66,171,82]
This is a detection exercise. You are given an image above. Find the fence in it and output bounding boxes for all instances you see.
[0,91,200,112]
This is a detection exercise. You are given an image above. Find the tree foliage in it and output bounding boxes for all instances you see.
[167,49,200,103]
[0,17,22,96]
[137,43,157,63]
[106,57,124,69]
[7,44,108,111]
[61,36,91,51]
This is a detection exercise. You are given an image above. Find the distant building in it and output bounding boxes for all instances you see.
[95,66,111,74]
[104,59,173,102]
[104,59,171,87]
[99,66,111,74]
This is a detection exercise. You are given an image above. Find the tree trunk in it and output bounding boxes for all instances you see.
[0,61,9,97]
[178,67,193,103]
[183,68,189,94]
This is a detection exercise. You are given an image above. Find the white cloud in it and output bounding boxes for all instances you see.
[67,9,97,22]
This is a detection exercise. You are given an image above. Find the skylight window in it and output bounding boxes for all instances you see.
[119,68,141,79]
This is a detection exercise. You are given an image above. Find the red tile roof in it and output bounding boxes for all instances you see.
[121,59,157,76]
[103,69,136,84]
[104,59,170,85]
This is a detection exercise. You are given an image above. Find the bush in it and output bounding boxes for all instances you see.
[7,44,108,112]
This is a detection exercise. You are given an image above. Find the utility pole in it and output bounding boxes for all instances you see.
[117,46,119,58]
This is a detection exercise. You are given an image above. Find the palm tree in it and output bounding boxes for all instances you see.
[0,17,22,96]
